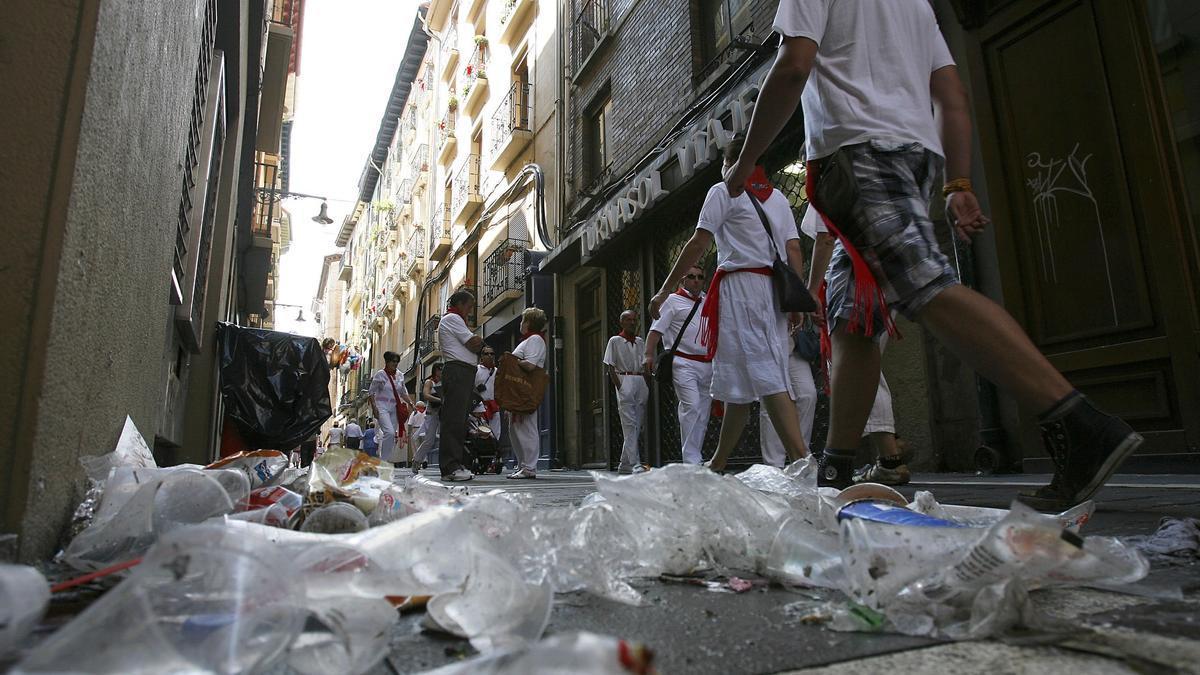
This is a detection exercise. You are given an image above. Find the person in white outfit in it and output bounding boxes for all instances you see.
[368,351,415,464]
[758,343,818,468]
[604,310,650,474]
[324,422,344,451]
[644,265,711,464]
[651,136,814,472]
[475,348,501,442]
[507,308,548,479]
[412,363,443,472]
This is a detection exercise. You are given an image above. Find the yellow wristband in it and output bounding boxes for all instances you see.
[943,178,973,198]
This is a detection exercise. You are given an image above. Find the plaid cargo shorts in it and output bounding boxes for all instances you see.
[816,140,959,337]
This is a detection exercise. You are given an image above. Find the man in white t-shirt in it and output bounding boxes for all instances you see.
[344,419,363,451]
[603,310,649,474]
[436,290,484,482]
[324,422,344,450]
[724,0,1141,507]
[644,265,710,464]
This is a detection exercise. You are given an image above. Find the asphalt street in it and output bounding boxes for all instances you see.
[379,470,1200,675]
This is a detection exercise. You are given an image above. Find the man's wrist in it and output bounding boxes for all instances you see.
[942,177,973,198]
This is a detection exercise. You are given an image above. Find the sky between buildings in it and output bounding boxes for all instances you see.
[273,0,419,337]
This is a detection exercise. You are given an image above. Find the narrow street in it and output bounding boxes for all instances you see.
[374,472,1200,674]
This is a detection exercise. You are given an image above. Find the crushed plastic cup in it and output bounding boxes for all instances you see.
[0,564,50,658]
[420,631,655,675]
[206,450,290,490]
[301,502,369,534]
[286,597,397,675]
[765,516,845,589]
[16,525,306,674]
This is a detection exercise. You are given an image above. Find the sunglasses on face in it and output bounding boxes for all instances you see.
[685,274,705,280]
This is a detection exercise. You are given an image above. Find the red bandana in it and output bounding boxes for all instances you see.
[675,288,700,301]
[522,330,547,342]
[446,305,466,320]
[618,330,637,344]
[745,165,774,202]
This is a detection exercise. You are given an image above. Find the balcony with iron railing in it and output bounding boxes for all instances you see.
[438,109,458,165]
[252,161,279,241]
[409,144,429,188]
[397,179,414,222]
[440,23,459,81]
[338,247,354,282]
[462,39,489,116]
[406,227,426,276]
[420,315,441,363]
[450,154,483,226]
[573,0,610,76]
[490,81,533,170]
[499,0,535,46]
[429,204,452,262]
[482,238,530,317]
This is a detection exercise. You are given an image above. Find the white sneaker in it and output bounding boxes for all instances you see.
[632,464,649,473]
[443,468,474,482]
[507,468,536,480]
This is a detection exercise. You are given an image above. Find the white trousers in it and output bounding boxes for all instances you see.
[759,354,818,468]
[510,411,540,472]
[376,408,400,463]
[672,358,712,464]
[484,405,501,442]
[413,413,441,465]
[616,375,648,470]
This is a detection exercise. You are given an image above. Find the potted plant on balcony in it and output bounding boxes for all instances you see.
[447,96,459,112]
[462,83,472,98]
[474,35,488,47]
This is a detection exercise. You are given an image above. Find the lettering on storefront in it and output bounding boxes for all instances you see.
[579,66,766,262]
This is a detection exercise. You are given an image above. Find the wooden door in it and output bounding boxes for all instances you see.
[962,0,1200,466]
[577,278,607,467]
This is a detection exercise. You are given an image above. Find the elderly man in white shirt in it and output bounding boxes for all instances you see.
[604,310,650,474]
[436,290,485,482]
[644,265,710,464]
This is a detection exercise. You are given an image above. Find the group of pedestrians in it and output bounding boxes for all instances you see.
[638,0,1139,508]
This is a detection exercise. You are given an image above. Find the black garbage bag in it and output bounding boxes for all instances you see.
[217,323,332,450]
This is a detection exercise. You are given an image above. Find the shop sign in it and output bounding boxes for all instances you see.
[579,62,770,262]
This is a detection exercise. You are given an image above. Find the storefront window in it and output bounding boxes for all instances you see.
[1147,0,1200,239]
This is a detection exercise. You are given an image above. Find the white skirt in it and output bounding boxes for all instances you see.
[710,272,793,404]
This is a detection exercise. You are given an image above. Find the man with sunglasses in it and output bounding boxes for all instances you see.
[645,265,712,464]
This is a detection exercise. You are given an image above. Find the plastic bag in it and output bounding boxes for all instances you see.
[17,525,306,674]
[207,450,290,491]
[0,564,50,657]
[217,323,332,450]
[68,416,159,541]
[63,468,236,571]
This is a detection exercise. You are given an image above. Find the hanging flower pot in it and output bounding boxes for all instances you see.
[473,35,488,46]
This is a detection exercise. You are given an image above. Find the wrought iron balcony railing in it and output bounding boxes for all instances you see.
[482,237,530,310]
[573,0,610,74]
[420,315,441,359]
[451,154,482,221]
[490,81,531,159]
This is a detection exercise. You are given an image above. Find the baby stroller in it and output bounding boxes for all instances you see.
[464,409,503,475]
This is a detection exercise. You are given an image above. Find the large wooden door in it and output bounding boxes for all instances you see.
[963,0,1200,467]
[576,278,608,467]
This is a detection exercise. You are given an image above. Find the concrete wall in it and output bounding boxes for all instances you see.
[1,0,210,561]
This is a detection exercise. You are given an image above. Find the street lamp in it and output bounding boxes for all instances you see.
[254,187,338,224]
[271,303,307,322]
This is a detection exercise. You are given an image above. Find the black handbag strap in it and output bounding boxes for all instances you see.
[746,193,786,263]
[666,295,703,355]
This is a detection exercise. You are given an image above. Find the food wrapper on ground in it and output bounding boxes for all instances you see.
[419,632,655,675]
[240,486,304,527]
[206,450,290,490]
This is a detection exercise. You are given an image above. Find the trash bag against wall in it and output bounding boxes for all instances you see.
[218,323,332,450]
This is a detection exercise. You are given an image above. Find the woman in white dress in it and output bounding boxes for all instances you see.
[650,136,814,472]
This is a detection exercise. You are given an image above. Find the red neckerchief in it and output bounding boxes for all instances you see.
[521,330,547,341]
[445,305,466,320]
[675,288,700,301]
[745,165,774,201]
[618,330,637,344]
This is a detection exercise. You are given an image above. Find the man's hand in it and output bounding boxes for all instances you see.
[649,291,671,320]
[946,191,990,242]
[723,160,752,198]
[643,355,655,376]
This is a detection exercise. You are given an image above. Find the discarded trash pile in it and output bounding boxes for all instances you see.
[5,418,1150,674]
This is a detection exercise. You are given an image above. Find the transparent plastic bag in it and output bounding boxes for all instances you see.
[17,525,306,674]
[286,597,396,675]
[765,516,845,589]
[0,564,50,657]
[206,450,290,490]
[64,468,236,571]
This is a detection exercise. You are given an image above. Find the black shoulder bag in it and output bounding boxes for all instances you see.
[746,193,817,313]
[653,296,703,382]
